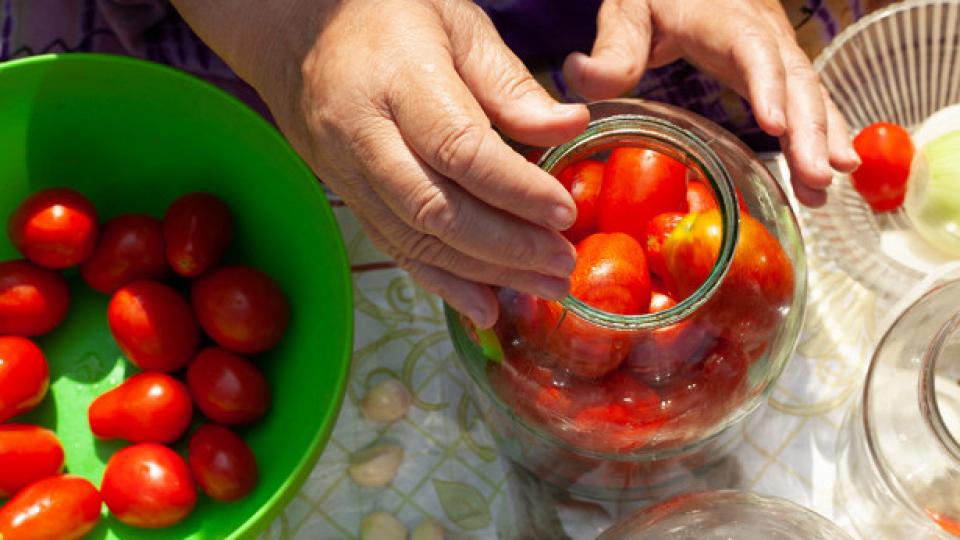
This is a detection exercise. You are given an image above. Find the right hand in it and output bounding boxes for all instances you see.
[174,0,590,328]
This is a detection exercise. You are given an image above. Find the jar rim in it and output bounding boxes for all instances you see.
[538,107,739,329]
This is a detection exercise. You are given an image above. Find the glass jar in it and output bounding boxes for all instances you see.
[836,263,960,539]
[598,490,853,539]
[446,99,807,499]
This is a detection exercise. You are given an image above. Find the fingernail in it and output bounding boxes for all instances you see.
[847,147,861,166]
[552,102,584,116]
[468,306,494,329]
[768,106,786,132]
[532,277,570,300]
[550,204,576,230]
[549,252,577,277]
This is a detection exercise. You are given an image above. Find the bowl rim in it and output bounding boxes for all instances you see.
[0,52,354,540]
[814,0,960,72]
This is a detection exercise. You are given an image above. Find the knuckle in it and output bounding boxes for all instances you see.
[412,187,461,240]
[431,120,485,179]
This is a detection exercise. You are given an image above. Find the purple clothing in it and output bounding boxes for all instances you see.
[2,1,889,152]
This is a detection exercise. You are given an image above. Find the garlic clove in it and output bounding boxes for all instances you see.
[361,379,412,423]
[411,517,445,540]
[360,511,407,540]
[348,444,404,487]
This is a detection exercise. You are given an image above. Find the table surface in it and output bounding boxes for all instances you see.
[257,155,890,540]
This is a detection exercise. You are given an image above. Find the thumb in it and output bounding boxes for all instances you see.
[441,3,589,147]
[563,0,652,100]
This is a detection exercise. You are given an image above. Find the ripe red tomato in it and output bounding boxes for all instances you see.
[644,212,685,281]
[8,188,99,269]
[0,336,49,423]
[664,210,793,353]
[163,193,233,277]
[191,266,290,354]
[851,122,915,211]
[186,347,271,425]
[555,159,604,243]
[0,475,101,540]
[648,289,677,313]
[538,233,651,379]
[107,281,199,372]
[0,260,70,336]
[0,424,64,497]
[570,372,667,452]
[686,180,719,212]
[188,424,258,501]
[88,372,193,444]
[571,233,652,315]
[101,443,196,529]
[81,214,168,294]
[597,147,688,242]
[659,339,750,436]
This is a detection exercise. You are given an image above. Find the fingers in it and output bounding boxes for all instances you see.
[562,0,653,99]
[777,47,834,191]
[823,88,860,172]
[728,30,788,136]
[364,217,500,328]
[444,6,589,147]
[386,51,580,233]
[352,117,577,277]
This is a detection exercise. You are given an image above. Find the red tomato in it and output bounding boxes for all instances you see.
[686,180,719,212]
[570,372,667,452]
[538,233,651,379]
[81,214,168,294]
[0,260,70,336]
[597,147,688,242]
[88,372,193,444]
[8,188,99,269]
[107,281,199,372]
[659,339,750,439]
[664,209,793,354]
[0,424,64,497]
[644,212,685,281]
[571,233,652,315]
[186,347,271,425]
[648,290,677,313]
[0,336,49,423]
[555,159,604,243]
[188,424,258,501]
[851,122,915,211]
[101,443,196,529]
[0,475,101,540]
[191,266,290,354]
[163,193,233,277]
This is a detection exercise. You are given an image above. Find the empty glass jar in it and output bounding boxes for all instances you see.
[446,99,807,499]
[837,263,960,538]
[598,490,853,539]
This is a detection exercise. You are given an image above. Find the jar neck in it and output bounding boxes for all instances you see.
[539,110,740,330]
[920,311,960,462]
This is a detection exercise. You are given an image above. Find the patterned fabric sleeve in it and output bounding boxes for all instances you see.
[4,0,898,152]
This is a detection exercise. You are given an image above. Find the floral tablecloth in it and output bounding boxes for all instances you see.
[256,155,887,540]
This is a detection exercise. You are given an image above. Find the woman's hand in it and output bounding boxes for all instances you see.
[173,0,591,328]
[563,0,860,206]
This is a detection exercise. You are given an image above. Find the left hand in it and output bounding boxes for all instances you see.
[563,0,860,207]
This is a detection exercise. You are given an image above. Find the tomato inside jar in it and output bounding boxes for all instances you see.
[447,100,805,499]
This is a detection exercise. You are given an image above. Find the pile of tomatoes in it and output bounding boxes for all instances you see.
[0,189,288,538]
[483,147,794,454]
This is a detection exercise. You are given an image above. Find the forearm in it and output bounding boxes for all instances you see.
[169,0,325,98]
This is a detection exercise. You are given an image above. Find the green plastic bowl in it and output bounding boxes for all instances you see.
[0,54,352,539]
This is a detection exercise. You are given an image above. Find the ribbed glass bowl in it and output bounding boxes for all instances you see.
[806,0,960,301]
